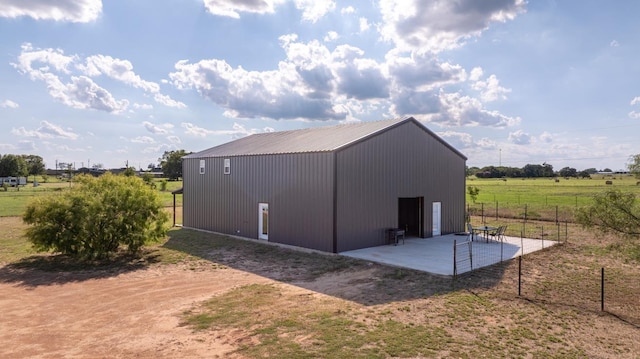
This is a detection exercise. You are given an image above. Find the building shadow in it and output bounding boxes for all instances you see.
[161,228,515,306]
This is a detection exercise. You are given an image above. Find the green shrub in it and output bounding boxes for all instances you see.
[160,179,168,191]
[23,173,169,260]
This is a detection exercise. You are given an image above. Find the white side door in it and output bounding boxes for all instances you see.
[432,202,441,236]
[258,203,269,240]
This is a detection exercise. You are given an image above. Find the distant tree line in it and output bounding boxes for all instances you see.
[0,154,46,179]
[467,163,600,179]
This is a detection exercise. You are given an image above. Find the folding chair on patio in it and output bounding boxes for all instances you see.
[489,226,507,242]
[466,223,477,242]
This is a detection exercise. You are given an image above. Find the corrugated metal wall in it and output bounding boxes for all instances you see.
[335,121,466,252]
[183,152,335,252]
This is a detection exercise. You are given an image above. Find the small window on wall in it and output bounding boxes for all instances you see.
[224,158,231,175]
[199,160,205,175]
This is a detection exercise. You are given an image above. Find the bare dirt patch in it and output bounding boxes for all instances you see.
[0,264,268,358]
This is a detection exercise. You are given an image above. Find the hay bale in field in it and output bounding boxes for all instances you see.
[605,180,613,185]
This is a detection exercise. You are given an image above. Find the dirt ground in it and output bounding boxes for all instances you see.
[0,264,275,358]
[1,222,639,358]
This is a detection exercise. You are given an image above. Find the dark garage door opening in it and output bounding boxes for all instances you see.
[398,197,424,237]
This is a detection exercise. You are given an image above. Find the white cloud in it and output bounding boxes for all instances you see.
[436,130,473,149]
[131,136,155,144]
[629,111,640,119]
[202,0,283,18]
[359,17,370,32]
[202,0,334,22]
[341,6,355,15]
[539,131,553,143]
[0,99,19,108]
[153,94,186,108]
[508,129,531,145]
[294,0,335,23]
[133,103,153,110]
[11,120,79,140]
[324,31,339,42]
[78,55,160,93]
[610,40,620,47]
[12,44,128,113]
[476,137,497,150]
[399,89,520,128]
[170,37,350,120]
[142,121,174,135]
[167,135,181,144]
[472,74,511,102]
[387,52,466,91]
[379,0,526,53]
[170,31,516,127]
[630,96,640,106]
[13,43,180,113]
[469,67,483,82]
[0,0,102,23]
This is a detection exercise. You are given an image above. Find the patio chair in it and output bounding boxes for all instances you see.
[489,226,506,242]
[466,223,476,242]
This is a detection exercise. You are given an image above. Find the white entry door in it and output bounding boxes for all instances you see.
[258,203,269,240]
[432,202,441,236]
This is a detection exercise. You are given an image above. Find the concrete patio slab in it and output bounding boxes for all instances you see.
[340,234,558,276]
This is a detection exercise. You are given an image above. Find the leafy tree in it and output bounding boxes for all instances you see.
[558,167,577,178]
[23,173,168,260]
[583,168,598,174]
[467,186,480,203]
[575,190,640,238]
[159,149,191,180]
[628,154,640,179]
[0,154,28,177]
[577,170,591,179]
[23,155,45,182]
[122,167,136,177]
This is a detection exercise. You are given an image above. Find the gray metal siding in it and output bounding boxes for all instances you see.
[183,152,335,252]
[335,121,466,252]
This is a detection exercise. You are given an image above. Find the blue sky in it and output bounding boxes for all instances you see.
[1,0,639,171]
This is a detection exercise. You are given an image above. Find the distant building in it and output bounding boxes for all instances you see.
[181,117,467,253]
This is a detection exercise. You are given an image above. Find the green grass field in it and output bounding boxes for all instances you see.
[0,179,183,217]
[467,174,640,205]
[466,174,640,222]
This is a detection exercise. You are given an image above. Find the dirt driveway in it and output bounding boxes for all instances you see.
[0,264,272,358]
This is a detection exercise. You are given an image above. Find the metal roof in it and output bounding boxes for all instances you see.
[185,116,466,159]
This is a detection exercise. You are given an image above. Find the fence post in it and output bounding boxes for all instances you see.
[541,225,544,248]
[495,201,498,220]
[453,239,457,278]
[481,202,485,224]
[601,267,605,312]
[520,231,524,256]
[565,220,568,243]
[518,256,522,296]
[469,240,473,270]
[555,205,558,224]
[523,204,527,236]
